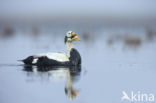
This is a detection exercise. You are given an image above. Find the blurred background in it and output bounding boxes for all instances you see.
[0,0,156,103]
[0,0,156,41]
[0,0,156,50]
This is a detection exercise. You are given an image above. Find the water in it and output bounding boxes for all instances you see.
[0,26,156,103]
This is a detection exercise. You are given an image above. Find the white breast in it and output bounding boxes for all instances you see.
[34,52,69,62]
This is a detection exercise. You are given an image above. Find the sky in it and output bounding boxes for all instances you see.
[0,0,156,20]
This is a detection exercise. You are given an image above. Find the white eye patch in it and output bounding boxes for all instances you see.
[66,31,72,37]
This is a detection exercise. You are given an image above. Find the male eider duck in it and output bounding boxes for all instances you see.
[20,31,81,66]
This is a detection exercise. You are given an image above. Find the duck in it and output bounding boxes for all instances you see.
[20,31,81,66]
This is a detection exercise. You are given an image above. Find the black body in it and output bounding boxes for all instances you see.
[22,48,81,66]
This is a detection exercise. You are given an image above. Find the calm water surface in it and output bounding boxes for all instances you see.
[0,28,156,103]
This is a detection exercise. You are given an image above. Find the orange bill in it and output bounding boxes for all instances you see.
[72,32,76,36]
[73,37,80,41]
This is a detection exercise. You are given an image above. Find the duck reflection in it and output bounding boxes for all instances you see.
[23,65,81,100]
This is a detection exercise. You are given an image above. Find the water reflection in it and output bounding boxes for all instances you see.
[23,65,81,100]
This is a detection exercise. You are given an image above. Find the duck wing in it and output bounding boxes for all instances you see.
[35,52,69,62]
[21,52,69,66]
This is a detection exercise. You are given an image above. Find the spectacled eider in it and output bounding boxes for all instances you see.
[20,31,81,66]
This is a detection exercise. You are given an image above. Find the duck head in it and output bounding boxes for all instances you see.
[64,31,80,43]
